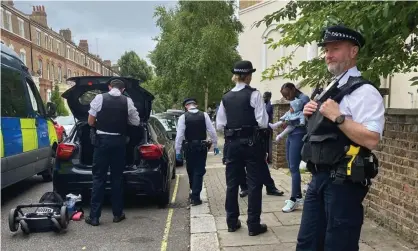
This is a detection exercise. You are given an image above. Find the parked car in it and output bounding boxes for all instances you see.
[1,43,58,189]
[153,113,185,166]
[54,115,76,139]
[53,120,65,142]
[53,76,176,208]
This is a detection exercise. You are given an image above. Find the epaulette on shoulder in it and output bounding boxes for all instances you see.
[244,85,256,91]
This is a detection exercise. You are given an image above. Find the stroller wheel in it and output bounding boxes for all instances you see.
[19,220,30,234]
[51,218,62,232]
[8,209,19,232]
[60,206,69,229]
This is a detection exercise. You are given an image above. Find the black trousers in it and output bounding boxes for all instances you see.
[224,143,276,192]
[224,137,265,231]
[185,143,208,201]
[90,134,125,219]
[296,171,369,251]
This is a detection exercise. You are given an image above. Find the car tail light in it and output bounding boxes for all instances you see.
[139,144,163,160]
[56,143,76,160]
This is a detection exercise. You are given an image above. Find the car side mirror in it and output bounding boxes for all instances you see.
[46,102,57,118]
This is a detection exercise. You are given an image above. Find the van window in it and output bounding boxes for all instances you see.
[25,78,46,116]
[1,66,28,117]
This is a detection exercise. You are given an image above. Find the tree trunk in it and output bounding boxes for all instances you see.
[204,83,209,112]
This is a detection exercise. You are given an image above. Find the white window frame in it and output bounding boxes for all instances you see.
[36,30,41,46]
[49,37,53,51]
[18,18,24,37]
[46,89,52,102]
[47,62,50,80]
[58,66,62,82]
[38,59,43,77]
[66,46,70,59]
[67,68,71,78]
[5,11,12,31]
[9,43,14,51]
[57,41,61,55]
[19,48,26,65]
[51,64,55,81]
[44,34,49,49]
[1,8,4,28]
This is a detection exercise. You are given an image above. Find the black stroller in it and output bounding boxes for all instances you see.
[9,192,69,234]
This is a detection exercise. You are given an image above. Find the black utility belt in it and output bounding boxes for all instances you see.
[185,140,207,144]
[224,128,258,138]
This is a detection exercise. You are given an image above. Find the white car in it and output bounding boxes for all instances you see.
[55,115,76,138]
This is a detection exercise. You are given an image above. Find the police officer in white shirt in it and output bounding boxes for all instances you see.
[216,60,269,236]
[297,25,385,250]
[85,78,140,226]
[175,98,219,206]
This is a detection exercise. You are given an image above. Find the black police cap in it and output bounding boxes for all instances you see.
[231,60,256,74]
[318,25,365,48]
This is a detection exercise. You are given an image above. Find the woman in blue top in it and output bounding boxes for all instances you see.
[278,83,310,213]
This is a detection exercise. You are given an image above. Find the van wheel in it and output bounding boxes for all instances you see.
[42,146,56,182]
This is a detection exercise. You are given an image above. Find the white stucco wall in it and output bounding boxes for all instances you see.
[238,0,417,108]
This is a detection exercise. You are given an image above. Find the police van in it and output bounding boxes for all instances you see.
[1,43,58,189]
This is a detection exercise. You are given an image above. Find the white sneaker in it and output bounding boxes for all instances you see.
[282,198,303,213]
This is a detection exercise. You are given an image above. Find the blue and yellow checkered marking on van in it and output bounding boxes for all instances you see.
[1,117,58,158]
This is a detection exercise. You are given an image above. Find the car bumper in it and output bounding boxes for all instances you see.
[53,165,165,196]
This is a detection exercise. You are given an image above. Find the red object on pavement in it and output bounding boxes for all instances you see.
[72,211,83,221]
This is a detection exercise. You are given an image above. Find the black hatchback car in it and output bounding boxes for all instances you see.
[52,76,176,208]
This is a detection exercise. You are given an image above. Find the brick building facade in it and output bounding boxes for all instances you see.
[1,1,118,102]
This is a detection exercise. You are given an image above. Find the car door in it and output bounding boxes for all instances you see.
[24,77,52,173]
[1,64,35,188]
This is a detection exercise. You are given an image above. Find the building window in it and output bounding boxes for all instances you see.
[45,35,48,49]
[49,37,53,51]
[5,11,11,31]
[19,49,26,65]
[38,59,43,77]
[47,89,52,102]
[57,41,61,55]
[36,31,41,46]
[47,62,50,80]
[18,18,24,37]
[58,66,62,82]
[67,47,70,59]
[51,64,55,81]
[0,8,4,28]
[87,58,90,67]
[9,43,14,51]
[67,68,71,78]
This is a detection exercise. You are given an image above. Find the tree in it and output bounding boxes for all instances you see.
[51,85,69,116]
[150,1,243,110]
[118,51,154,82]
[255,1,418,87]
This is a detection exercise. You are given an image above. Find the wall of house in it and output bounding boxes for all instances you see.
[366,108,418,245]
[238,0,418,109]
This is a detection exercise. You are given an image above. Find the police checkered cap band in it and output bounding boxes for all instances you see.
[324,30,360,46]
[234,68,252,73]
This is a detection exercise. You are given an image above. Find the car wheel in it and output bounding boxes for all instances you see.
[157,177,171,209]
[171,165,176,179]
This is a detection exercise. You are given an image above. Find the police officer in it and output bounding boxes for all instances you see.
[175,98,219,206]
[86,78,140,226]
[216,60,269,236]
[297,25,385,250]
